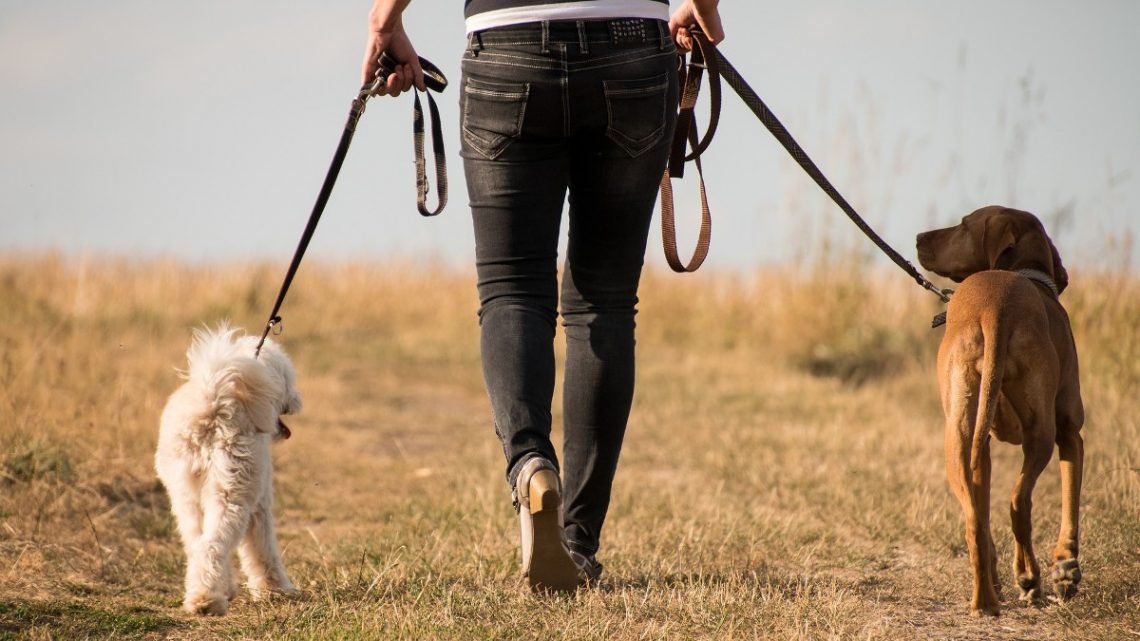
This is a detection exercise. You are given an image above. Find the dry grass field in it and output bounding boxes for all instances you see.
[1,253,1138,640]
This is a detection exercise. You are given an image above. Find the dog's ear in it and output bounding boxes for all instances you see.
[1048,235,1069,294]
[985,208,1069,293]
[1008,210,1069,292]
[983,213,1018,269]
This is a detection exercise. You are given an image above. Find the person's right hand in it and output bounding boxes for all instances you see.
[361,15,425,96]
[669,0,725,52]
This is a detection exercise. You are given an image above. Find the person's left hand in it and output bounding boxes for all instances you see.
[361,21,425,96]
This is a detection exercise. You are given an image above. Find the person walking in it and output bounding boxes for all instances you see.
[362,0,724,592]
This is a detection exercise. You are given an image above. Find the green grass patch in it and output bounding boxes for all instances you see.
[0,600,182,640]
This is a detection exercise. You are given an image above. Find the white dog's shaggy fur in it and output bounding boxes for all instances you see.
[156,325,301,615]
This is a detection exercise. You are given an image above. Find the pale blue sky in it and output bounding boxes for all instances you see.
[2,1,1137,271]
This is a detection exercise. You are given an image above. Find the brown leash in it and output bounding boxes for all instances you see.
[661,31,952,314]
[255,53,448,356]
[659,34,719,273]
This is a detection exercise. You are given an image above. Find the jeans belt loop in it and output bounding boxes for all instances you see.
[541,20,550,54]
[468,31,483,53]
[657,19,668,51]
[576,20,588,54]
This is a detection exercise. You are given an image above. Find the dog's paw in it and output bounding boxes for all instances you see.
[249,582,301,602]
[1051,558,1082,601]
[1017,575,1043,604]
[226,574,240,602]
[970,603,1001,618]
[279,583,302,599]
[183,591,229,616]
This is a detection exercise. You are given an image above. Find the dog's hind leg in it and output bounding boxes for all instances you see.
[1009,406,1055,604]
[183,466,255,616]
[1052,418,1084,600]
[156,456,213,608]
[943,365,1001,616]
[238,494,298,600]
[157,459,203,560]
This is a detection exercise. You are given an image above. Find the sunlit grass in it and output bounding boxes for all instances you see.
[1,253,1137,640]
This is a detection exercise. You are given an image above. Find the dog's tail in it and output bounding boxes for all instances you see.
[184,323,279,434]
[970,313,1008,474]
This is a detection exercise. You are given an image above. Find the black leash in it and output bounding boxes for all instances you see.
[255,53,449,357]
[665,32,951,313]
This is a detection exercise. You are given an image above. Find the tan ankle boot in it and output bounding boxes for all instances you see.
[515,457,579,593]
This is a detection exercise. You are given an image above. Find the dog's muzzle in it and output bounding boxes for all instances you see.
[276,418,292,440]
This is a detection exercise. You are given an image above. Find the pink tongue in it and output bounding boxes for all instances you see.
[277,419,292,440]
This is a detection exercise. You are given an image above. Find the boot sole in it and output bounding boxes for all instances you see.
[525,469,580,593]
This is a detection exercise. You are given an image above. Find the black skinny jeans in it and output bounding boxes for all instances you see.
[460,18,678,556]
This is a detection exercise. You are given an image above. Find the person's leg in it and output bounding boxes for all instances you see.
[559,35,678,558]
[461,35,569,486]
[468,151,566,483]
[461,26,584,591]
[458,27,592,593]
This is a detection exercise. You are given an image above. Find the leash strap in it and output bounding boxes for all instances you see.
[660,123,712,272]
[659,36,720,272]
[660,31,952,309]
[255,53,449,356]
[711,44,948,302]
[413,90,448,216]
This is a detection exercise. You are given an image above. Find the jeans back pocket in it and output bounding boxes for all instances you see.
[461,77,530,160]
[603,72,670,158]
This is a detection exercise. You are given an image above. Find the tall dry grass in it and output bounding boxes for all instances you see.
[1,253,1138,640]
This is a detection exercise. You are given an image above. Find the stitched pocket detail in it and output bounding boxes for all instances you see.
[603,72,669,157]
[462,77,530,160]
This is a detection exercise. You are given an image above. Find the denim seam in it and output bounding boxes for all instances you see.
[463,56,560,71]
[465,46,671,66]
[463,49,674,73]
[560,50,570,137]
[466,87,528,99]
[604,82,668,97]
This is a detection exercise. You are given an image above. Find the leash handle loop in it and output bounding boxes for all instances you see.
[660,120,712,273]
[413,89,448,216]
[362,52,449,98]
[660,30,719,273]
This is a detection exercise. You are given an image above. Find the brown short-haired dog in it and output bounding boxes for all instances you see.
[916,206,1084,616]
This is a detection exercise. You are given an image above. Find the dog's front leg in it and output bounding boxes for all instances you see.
[183,472,255,616]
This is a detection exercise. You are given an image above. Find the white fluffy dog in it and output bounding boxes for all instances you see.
[156,324,301,615]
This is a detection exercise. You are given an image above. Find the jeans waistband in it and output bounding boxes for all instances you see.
[468,18,670,51]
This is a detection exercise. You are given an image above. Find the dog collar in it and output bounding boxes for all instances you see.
[933,268,1059,329]
[1017,268,1059,297]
